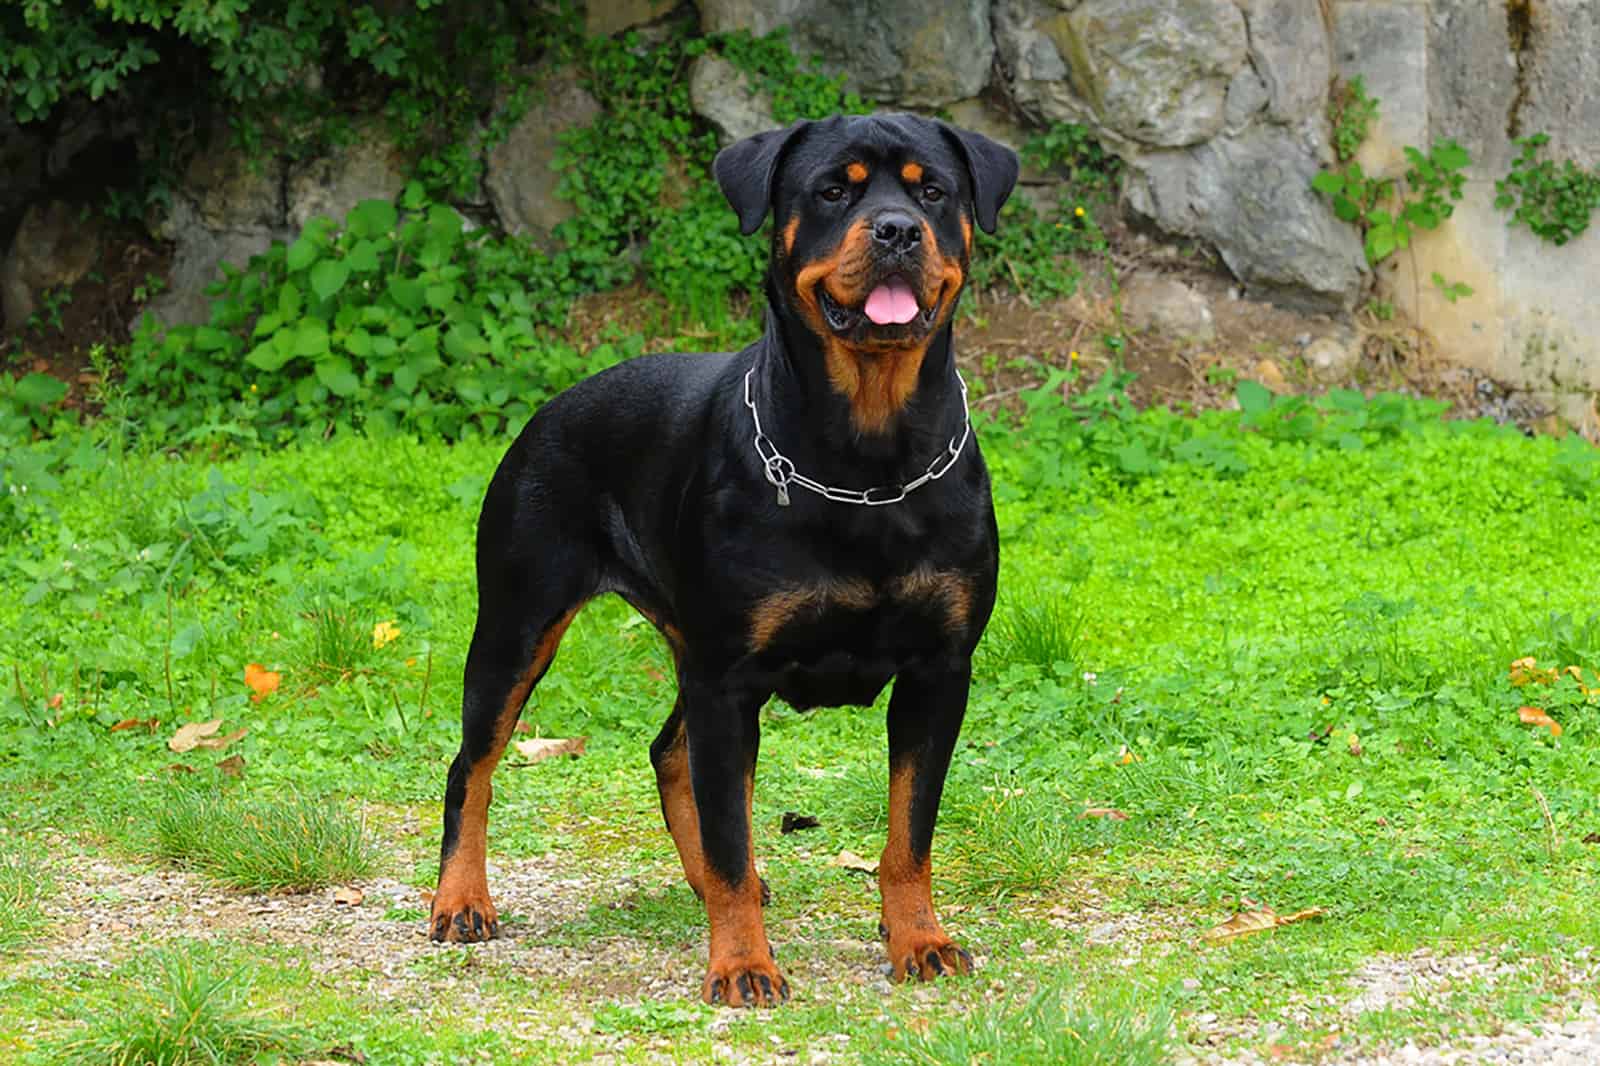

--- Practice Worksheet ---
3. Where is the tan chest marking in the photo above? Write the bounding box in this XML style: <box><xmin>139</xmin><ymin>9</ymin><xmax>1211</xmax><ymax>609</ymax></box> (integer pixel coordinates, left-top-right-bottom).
<box><xmin>747</xmin><ymin>570</ymin><xmax>972</xmax><ymax>650</ymax></box>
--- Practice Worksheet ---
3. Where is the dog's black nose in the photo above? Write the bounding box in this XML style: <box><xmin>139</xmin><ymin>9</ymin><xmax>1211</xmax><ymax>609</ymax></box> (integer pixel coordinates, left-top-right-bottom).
<box><xmin>872</xmin><ymin>212</ymin><xmax>921</xmax><ymax>252</ymax></box>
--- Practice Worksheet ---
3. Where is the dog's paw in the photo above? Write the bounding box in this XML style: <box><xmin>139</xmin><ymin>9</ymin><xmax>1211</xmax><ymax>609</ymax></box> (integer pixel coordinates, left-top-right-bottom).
<box><xmin>883</xmin><ymin>927</ymin><xmax>974</xmax><ymax>983</ymax></box>
<box><xmin>703</xmin><ymin>957</ymin><xmax>790</xmax><ymax>1007</ymax></box>
<box><xmin>429</xmin><ymin>893</ymin><xmax>499</xmax><ymax>943</ymax></box>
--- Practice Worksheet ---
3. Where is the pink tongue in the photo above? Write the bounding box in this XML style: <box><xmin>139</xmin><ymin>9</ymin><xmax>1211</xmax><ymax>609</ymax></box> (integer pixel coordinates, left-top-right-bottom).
<box><xmin>863</xmin><ymin>278</ymin><xmax>920</xmax><ymax>325</ymax></box>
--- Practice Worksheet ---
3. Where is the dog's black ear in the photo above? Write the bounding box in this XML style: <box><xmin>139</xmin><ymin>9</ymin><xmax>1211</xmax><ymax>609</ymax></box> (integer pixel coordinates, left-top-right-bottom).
<box><xmin>938</xmin><ymin>123</ymin><xmax>1020</xmax><ymax>234</ymax></box>
<box><xmin>713</xmin><ymin>121</ymin><xmax>809</xmax><ymax>235</ymax></box>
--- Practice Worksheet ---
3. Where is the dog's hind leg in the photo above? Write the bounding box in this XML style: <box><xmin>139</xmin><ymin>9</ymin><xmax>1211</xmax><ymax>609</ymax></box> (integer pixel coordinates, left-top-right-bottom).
<box><xmin>430</xmin><ymin>485</ymin><xmax>599</xmax><ymax>943</ymax></box>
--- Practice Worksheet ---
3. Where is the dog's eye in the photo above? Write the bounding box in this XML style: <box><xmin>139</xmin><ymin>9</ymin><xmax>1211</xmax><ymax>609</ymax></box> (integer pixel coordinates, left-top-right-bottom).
<box><xmin>819</xmin><ymin>185</ymin><xmax>846</xmax><ymax>203</ymax></box>
<box><xmin>922</xmin><ymin>185</ymin><xmax>945</xmax><ymax>203</ymax></box>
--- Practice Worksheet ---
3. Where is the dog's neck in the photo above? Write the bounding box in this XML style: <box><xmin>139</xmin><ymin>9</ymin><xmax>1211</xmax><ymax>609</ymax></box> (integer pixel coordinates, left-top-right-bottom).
<box><xmin>753</xmin><ymin>299</ymin><xmax>966</xmax><ymax>475</ymax></box>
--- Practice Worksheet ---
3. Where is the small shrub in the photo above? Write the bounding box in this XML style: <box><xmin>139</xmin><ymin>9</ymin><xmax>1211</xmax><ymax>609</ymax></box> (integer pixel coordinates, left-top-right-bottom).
<box><xmin>153</xmin><ymin>788</ymin><xmax>377</xmax><ymax>892</ymax></box>
<box><xmin>54</xmin><ymin>945</ymin><xmax>302</xmax><ymax>1066</ymax></box>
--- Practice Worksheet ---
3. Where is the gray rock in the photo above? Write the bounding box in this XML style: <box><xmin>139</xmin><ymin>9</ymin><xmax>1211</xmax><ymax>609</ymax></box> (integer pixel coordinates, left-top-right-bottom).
<box><xmin>1304</xmin><ymin>330</ymin><xmax>1363</xmax><ymax>382</ymax></box>
<box><xmin>1240</xmin><ymin>0</ymin><xmax>1331</xmax><ymax>123</ymax></box>
<box><xmin>1121</xmin><ymin>272</ymin><xmax>1216</xmax><ymax>341</ymax></box>
<box><xmin>1055</xmin><ymin>0</ymin><xmax>1249</xmax><ymax>147</ymax></box>
<box><xmin>689</xmin><ymin>54</ymin><xmax>776</xmax><ymax>147</ymax></box>
<box><xmin>1503</xmin><ymin>0</ymin><xmax>1600</xmax><ymax>169</ymax></box>
<box><xmin>1428</xmin><ymin>0</ymin><xmax>1518</xmax><ymax>173</ymax></box>
<box><xmin>485</xmin><ymin>69</ymin><xmax>602</xmax><ymax>247</ymax></box>
<box><xmin>287</xmin><ymin>123</ymin><xmax>406</xmax><ymax>231</ymax></box>
<box><xmin>945</xmin><ymin>98</ymin><xmax>1057</xmax><ymax>186</ymax></box>
<box><xmin>699</xmin><ymin>0</ymin><xmax>993</xmax><ymax>108</ymax></box>
<box><xmin>994</xmin><ymin>0</ymin><xmax>1094</xmax><ymax>130</ymax></box>
<box><xmin>584</xmin><ymin>0</ymin><xmax>677</xmax><ymax>36</ymax></box>
<box><xmin>1126</xmin><ymin>122</ymin><xmax>1368</xmax><ymax>310</ymax></box>
<box><xmin>147</xmin><ymin>200</ymin><xmax>282</xmax><ymax>328</ymax></box>
<box><xmin>175</xmin><ymin>143</ymin><xmax>285</xmax><ymax>234</ymax></box>
<box><xmin>1224</xmin><ymin>66</ymin><xmax>1271</xmax><ymax>132</ymax></box>
<box><xmin>1</xmin><ymin>200</ymin><xmax>102</xmax><ymax>329</ymax></box>
<box><xmin>1332</xmin><ymin>0</ymin><xmax>1429</xmax><ymax>160</ymax></box>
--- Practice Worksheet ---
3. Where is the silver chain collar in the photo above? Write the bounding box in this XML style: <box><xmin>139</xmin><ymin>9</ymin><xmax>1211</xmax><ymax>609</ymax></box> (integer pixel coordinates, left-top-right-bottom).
<box><xmin>742</xmin><ymin>366</ymin><xmax>972</xmax><ymax>507</ymax></box>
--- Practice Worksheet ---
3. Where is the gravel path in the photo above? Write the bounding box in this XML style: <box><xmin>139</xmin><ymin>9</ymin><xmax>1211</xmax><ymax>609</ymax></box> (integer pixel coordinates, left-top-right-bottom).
<box><xmin>16</xmin><ymin>837</ymin><xmax>1600</xmax><ymax>1064</ymax></box>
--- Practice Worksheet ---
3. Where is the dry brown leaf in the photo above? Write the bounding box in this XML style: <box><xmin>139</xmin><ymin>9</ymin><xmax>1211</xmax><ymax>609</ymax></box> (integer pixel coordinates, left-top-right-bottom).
<box><xmin>217</xmin><ymin>754</ymin><xmax>246</xmax><ymax>777</ymax></box>
<box><xmin>1203</xmin><ymin>905</ymin><xmax>1325</xmax><ymax>943</ymax></box>
<box><xmin>194</xmin><ymin>727</ymin><xmax>247</xmax><ymax>751</ymax></box>
<box><xmin>830</xmin><ymin>849</ymin><xmax>879</xmax><ymax>874</ymax></box>
<box><xmin>332</xmin><ymin>886</ymin><xmax>364</xmax><ymax>906</ymax></box>
<box><xmin>164</xmin><ymin>762</ymin><xmax>196</xmax><ymax>775</ymax></box>
<box><xmin>244</xmin><ymin>662</ymin><xmax>281</xmax><ymax>703</ymax></box>
<box><xmin>1510</xmin><ymin>657</ymin><xmax>1557</xmax><ymax>687</ymax></box>
<box><xmin>1080</xmin><ymin>807</ymin><xmax>1129</xmax><ymax>821</ymax></box>
<box><xmin>110</xmin><ymin>717</ymin><xmax>157</xmax><ymax>732</ymax></box>
<box><xmin>513</xmin><ymin>721</ymin><xmax>531</xmax><ymax>734</ymax></box>
<box><xmin>513</xmin><ymin>736</ymin><xmax>587</xmax><ymax>763</ymax></box>
<box><xmin>169</xmin><ymin>719</ymin><xmax>222</xmax><ymax>753</ymax></box>
<box><xmin>1518</xmin><ymin>705</ymin><xmax>1563</xmax><ymax>736</ymax></box>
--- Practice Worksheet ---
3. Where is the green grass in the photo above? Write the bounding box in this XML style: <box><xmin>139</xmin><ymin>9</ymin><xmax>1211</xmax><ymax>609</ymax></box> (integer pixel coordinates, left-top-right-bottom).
<box><xmin>0</xmin><ymin>842</ymin><xmax>51</xmax><ymax>951</ymax></box>
<box><xmin>865</xmin><ymin>986</ymin><xmax>1174</xmax><ymax>1066</ymax></box>
<box><xmin>151</xmin><ymin>788</ymin><xmax>379</xmax><ymax>892</ymax></box>
<box><xmin>50</xmin><ymin>945</ymin><xmax>302</xmax><ymax>1065</ymax></box>
<box><xmin>3</xmin><ymin>382</ymin><xmax>1600</xmax><ymax>1060</ymax></box>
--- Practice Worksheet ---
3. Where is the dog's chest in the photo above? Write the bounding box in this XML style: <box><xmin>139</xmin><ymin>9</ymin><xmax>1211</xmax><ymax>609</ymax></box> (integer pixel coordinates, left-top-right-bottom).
<box><xmin>749</xmin><ymin>568</ymin><xmax>970</xmax><ymax>708</ymax></box>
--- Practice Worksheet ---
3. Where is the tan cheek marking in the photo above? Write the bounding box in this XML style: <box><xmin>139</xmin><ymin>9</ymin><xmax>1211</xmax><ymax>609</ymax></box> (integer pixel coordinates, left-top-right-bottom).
<box><xmin>961</xmin><ymin>213</ymin><xmax>972</xmax><ymax>252</ymax></box>
<box><xmin>901</xmin><ymin>161</ymin><xmax>923</xmax><ymax>183</ymax></box>
<box><xmin>783</xmin><ymin>217</ymin><xmax>798</xmax><ymax>256</ymax></box>
<box><xmin>847</xmin><ymin>161</ymin><xmax>869</xmax><ymax>183</ymax></box>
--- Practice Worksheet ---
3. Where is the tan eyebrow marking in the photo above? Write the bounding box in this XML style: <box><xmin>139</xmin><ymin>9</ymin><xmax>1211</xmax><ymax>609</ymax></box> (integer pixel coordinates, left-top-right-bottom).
<box><xmin>846</xmin><ymin>161</ymin><xmax>869</xmax><ymax>183</ymax></box>
<box><xmin>900</xmin><ymin>161</ymin><xmax>923</xmax><ymax>183</ymax></box>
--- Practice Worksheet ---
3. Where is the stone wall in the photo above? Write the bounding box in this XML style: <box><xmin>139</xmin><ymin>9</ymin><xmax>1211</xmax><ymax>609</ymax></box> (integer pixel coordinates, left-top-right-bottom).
<box><xmin>5</xmin><ymin>0</ymin><xmax>1600</xmax><ymax>419</ymax></box>
<box><xmin>1333</xmin><ymin>0</ymin><xmax>1600</xmax><ymax>422</ymax></box>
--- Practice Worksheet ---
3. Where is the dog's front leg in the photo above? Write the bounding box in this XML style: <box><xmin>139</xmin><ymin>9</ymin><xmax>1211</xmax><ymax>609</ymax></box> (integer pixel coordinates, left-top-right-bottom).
<box><xmin>682</xmin><ymin>672</ymin><xmax>789</xmax><ymax>1007</ymax></box>
<box><xmin>879</xmin><ymin>657</ymin><xmax>976</xmax><ymax>982</ymax></box>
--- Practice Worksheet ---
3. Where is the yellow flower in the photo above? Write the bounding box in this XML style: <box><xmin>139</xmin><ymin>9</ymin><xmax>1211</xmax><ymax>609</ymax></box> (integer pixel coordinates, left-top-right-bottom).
<box><xmin>1074</xmin><ymin>205</ymin><xmax>1086</xmax><ymax>217</ymax></box>
<box><xmin>1070</xmin><ymin>350</ymin><xmax>1080</xmax><ymax>361</ymax></box>
<box><xmin>249</xmin><ymin>383</ymin><xmax>258</xmax><ymax>393</ymax></box>
<box><xmin>373</xmin><ymin>620</ymin><xmax>401</xmax><ymax>649</ymax></box>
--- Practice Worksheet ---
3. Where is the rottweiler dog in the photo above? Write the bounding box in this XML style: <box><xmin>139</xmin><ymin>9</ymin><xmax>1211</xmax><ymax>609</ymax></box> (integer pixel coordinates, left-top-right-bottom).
<box><xmin>429</xmin><ymin>113</ymin><xmax>1018</xmax><ymax>1007</ymax></box>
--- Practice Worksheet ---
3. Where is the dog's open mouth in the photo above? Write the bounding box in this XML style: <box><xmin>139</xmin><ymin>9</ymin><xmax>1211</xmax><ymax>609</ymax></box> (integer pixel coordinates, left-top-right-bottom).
<box><xmin>819</xmin><ymin>275</ymin><xmax>940</xmax><ymax>335</ymax></box>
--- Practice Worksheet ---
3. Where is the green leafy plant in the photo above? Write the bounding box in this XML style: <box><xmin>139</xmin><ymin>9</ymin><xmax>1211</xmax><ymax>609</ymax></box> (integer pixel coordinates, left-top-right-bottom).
<box><xmin>1495</xmin><ymin>133</ymin><xmax>1600</xmax><ymax>246</ymax></box>
<box><xmin>1021</xmin><ymin>121</ymin><xmax>1121</xmax><ymax>204</ymax></box>
<box><xmin>1330</xmin><ymin>75</ymin><xmax>1380</xmax><ymax>163</ymax></box>
<box><xmin>1314</xmin><ymin>139</ymin><xmax>1471</xmax><ymax>264</ymax></box>
<box><xmin>0</xmin><ymin>371</ymin><xmax>70</xmax><ymax>438</ymax></box>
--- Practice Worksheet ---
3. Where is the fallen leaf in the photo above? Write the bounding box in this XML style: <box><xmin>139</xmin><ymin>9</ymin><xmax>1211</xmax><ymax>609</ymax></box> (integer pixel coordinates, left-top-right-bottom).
<box><xmin>110</xmin><ymin>717</ymin><xmax>157</xmax><ymax>732</ymax></box>
<box><xmin>1204</xmin><ymin>905</ymin><xmax>1325</xmax><ymax>943</ymax></box>
<box><xmin>1080</xmin><ymin>807</ymin><xmax>1129</xmax><ymax>821</ymax></box>
<box><xmin>1518</xmin><ymin>705</ymin><xmax>1563</xmax><ymax>736</ymax></box>
<box><xmin>1347</xmin><ymin>733</ymin><xmax>1364</xmax><ymax>757</ymax></box>
<box><xmin>1118</xmin><ymin>745</ymin><xmax>1141</xmax><ymax>765</ymax></box>
<box><xmin>830</xmin><ymin>849</ymin><xmax>879</xmax><ymax>874</ymax></box>
<box><xmin>513</xmin><ymin>736</ymin><xmax>587</xmax><ymax>763</ymax></box>
<box><xmin>372</xmin><ymin>620</ymin><xmax>400</xmax><ymax>649</ymax></box>
<box><xmin>1583</xmin><ymin>832</ymin><xmax>1600</xmax><ymax>845</ymax></box>
<box><xmin>217</xmin><ymin>754</ymin><xmax>246</xmax><ymax>777</ymax></box>
<box><xmin>643</xmin><ymin>665</ymin><xmax>665</xmax><ymax>682</ymax></box>
<box><xmin>1510</xmin><ymin>657</ymin><xmax>1557</xmax><ymax>687</ymax></box>
<box><xmin>169</xmin><ymin>719</ymin><xmax>222</xmax><ymax>753</ymax></box>
<box><xmin>244</xmin><ymin>662</ymin><xmax>281</xmax><ymax>702</ymax></box>
<box><xmin>194</xmin><ymin>727</ymin><xmax>247</xmax><ymax>751</ymax></box>
<box><xmin>781</xmin><ymin>812</ymin><xmax>821</xmax><ymax>833</ymax></box>
<box><xmin>164</xmin><ymin>762</ymin><xmax>196</xmax><ymax>774</ymax></box>
<box><xmin>332</xmin><ymin>886</ymin><xmax>364</xmax><ymax>906</ymax></box>
<box><xmin>48</xmin><ymin>692</ymin><xmax>63</xmax><ymax>709</ymax></box>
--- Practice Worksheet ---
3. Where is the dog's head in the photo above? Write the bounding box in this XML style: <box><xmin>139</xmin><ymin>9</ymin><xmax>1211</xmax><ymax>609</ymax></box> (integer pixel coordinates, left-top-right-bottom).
<box><xmin>714</xmin><ymin>114</ymin><xmax>1018</xmax><ymax>432</ymax></box>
